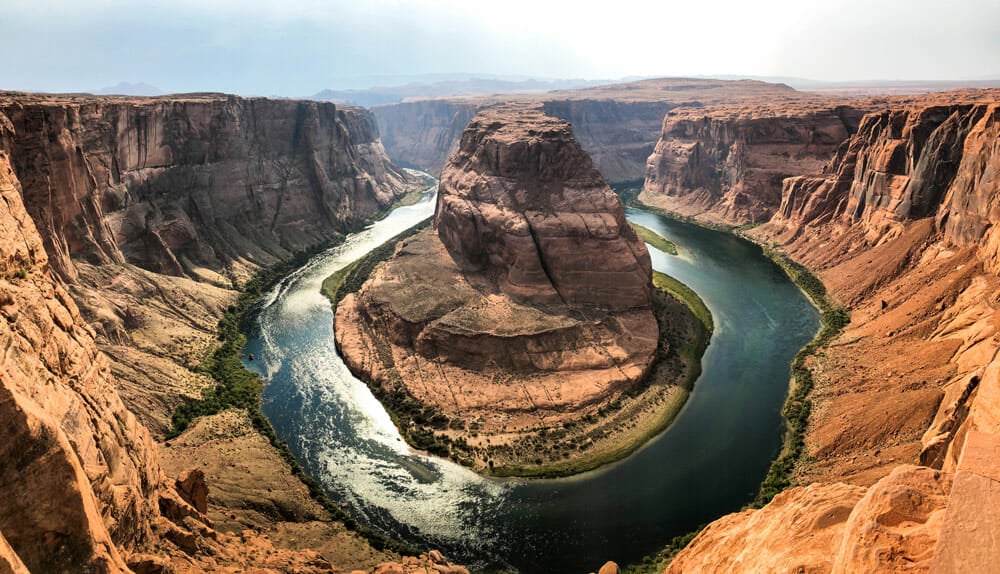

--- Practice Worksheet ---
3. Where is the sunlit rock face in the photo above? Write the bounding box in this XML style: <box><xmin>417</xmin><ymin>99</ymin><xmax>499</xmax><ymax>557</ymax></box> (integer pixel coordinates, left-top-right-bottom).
<box><xmin>337</xmin><ymin>105</ymin><xmax>658</xmax><ymax>439</ymax></box>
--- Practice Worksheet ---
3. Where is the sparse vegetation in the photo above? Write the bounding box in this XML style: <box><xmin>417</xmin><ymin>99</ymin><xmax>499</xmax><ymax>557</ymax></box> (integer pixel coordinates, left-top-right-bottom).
<box><xmin>326</xmin><ymin>214</ymin><xmax>715</xmax><ymax>478</ymax></box>
<box><xmin>653</xmin><ymin>271</ymin><xmax>713</xmax><ymax>334</ymax></box>
<box><xmin>630</xmin><ymin>222</ymin><xmax>678</xmax><ymax>255</ymax></box>
<box><xmin>751</xmin><ymin>246</ymin><xmax>850</xmax><ymax>506</ymax></box>
<box><xmin>327</xmin><ymin>221</ymin><xmax>430</xmax><ymax>307</ymax></box>
<box><xmin>624</xmin><ymin>527</ymin><xmax>705</xmax><ymax>574</ymax></box>
<box><xmin>166</xmin><ymin>237</ymin><xmax>419</xmax><ymax>556</ymax></box>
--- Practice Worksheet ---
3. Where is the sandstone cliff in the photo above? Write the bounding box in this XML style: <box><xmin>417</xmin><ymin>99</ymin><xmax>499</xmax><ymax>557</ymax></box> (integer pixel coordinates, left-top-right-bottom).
<box><xmin>640</xmin><ymin>102</ymin><xmax>867</xmax><ymax>224</ymax></box>
<box><xmin>660</xmin><ymin>92</ymin><xmax>1000</xmax><ymax>572</ymax></box>
<box><xmin>337</xmin><ymin>106</ymin><xmax>674</xmax><ymax>473</ymax></box>
<box><xmin>373</xmin><ymin>100</ymin><xmax>478</xmax><ymax>174</ymax></box>
<box><xmin>374</xmin><ymin>78</ymin><xmax>802</xmax><ymax>184</ymax></box>
<box><xmin>1</xmin><ymin>111</ymin><xmax>161</xmax><ymax>573</ymax></box>
<box><xmin>0</xmin><ymin>92</ymin><xmax>418</xmax><ymax>435</ymax></box>
<box><xmin>0</xmin><ymin>93</ymin><xmax>433</xmax><ymax>572</ymax></box>
<box><xmin>761</xmin><ymin>98</ymin><xmax>1000</xmax><ymax>476</ymax></box>
<box><xmin>0</xmin><ymin>93</ymin><xmax>415</xmax><ymax>283</ymax></box>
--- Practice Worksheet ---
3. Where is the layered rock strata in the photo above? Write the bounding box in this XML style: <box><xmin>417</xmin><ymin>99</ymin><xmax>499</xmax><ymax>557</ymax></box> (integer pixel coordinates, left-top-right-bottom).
<box><xmin>0</xmin><ymin>94</ymin><xmax>435</xmax><ymax>572</ymax></box>
<box><xmin>337</xmin><ymin>106</ymin><xmax>662</xmax><ymax>470</ymax></box>
<box><xmin>640</xmin><ymin>102</ymin><xmax>868</xmax><ymax>224</ymax></box>
<box><xmin>0</xmin><ymin>92</ymin><xmax>418</xmax><ymax>434</ymax></box>
<box><xmin>0</xmin><ymin>115</ymin><xmax>164</xmax><ymax>572</ymax></box>
<box><xmin>659</xmin><ymin>92</ymin><xmax>1000</xmax><ymax>571</ymax></box>
<box><xmin>0</xmin><ymin>92</ymin><xmax>414</xmax><ymax>283</ymax></box>
<box><xmin>374</xmin><ymin>78</ymin><xmax>804</xmax><ymax>183</ymax></box>
<box><xmin>760</xmin><ymin>99</ymin><xmax>1000</xmax><ymax>477</ymax></box>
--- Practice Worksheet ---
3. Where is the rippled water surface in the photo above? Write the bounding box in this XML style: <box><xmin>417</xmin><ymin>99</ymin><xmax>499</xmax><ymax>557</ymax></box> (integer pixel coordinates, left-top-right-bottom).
<box><xmin>244</xmin><ymin>185</ymin><xmax>818</xmax><ymax>573</ymax></box>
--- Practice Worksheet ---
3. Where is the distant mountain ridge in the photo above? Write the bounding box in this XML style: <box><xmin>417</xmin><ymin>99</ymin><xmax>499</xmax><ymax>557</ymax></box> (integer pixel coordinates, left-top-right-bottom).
<box><xmin>312</xmin><ymin>77</ymin><xmax>621</xmax><ymax>106</ymax></box>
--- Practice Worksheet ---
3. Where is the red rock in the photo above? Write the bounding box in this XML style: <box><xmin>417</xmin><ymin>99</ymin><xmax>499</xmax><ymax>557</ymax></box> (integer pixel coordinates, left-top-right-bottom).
<box><xmin>667</xmin><ymin>466</ymin><xmax>950</xmax><ymax>574</ymax></box>
<box><xmin>435</xmin><ymin>106</ymin><xmax>653</xmax><ymax>310</ymax></box>
<box><xmin>175</xmin><ymin>468</ymin><xmax>209</xmax><ymax>514</ymax></box>
<box><xmin>642</xmin><ymin>102</ymin><xmax>866</xmax><ymax>224</ymax></box>
<box><xmin>336</xmin><ymin>106</ymin><xmax>658</xmax><ymax>449</ymax></box>
<box><xmin>0</xmin><ymin>93</ymin><xmax>416</xmax><ymax>282</ymax></box>
<box><xmin>0</xmin><ymin>119</ymin><xmax>157</xmax><ymax>572</ymax></box>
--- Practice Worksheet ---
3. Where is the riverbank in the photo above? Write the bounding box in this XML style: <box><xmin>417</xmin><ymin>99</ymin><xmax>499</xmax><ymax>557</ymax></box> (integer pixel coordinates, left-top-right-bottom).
<box><xmin>325</xmin><ymin>224</ymin><xmax>713</xmax><ymax>479</ymax></box>
<box><xmin>618</xmin><ymin>199</ymin><xmax>849</xmax><ymax>573</ymax></box>
<box><xmin>165</xmin><ymin>237</ymin><xmax>425</xmax><ymax>559</ymax></box>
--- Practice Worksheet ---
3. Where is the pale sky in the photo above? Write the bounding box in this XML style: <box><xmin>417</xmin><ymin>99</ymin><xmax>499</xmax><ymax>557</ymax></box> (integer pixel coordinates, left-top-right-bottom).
<box><xmin>4</xmin><ymin>0</ymin><xmax>998</xmax><ymax>95</ymax></box>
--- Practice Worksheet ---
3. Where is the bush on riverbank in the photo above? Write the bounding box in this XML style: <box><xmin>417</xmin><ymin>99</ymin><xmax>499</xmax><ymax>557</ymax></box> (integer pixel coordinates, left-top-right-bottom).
<box><xmin>752</xmin><ymin>246</ymin><xmax>850</xmax><ymax>507</ymax></box>
<box><xmin>165</xmin><ymin>237</ymin><xmax>420</xmax><ymax>556</ymax></box>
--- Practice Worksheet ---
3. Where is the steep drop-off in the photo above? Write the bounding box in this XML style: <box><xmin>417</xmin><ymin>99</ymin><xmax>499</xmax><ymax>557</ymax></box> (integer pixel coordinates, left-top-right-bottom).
<box><xmin>0</xmin><ymin>93</ymin><xmax>456</xmax><ymax>573</ymax></box>
<box><xmin>0</xmin><ymin>114</ymin><xmax>161</xmax><ymax>573</ymax></box>
<box><xmin>0</xmin><ymin>92</ymin><xmax>418</xmax><ymax>435</ymax></box>
<box><xmin>1</xmin><ymin>93</ymin><xmax>415</xmax><ymax>283</ymax></box>
<box><xmin>337</xmin><ymin>106</ymin><xmax>707</xmax><ymax>475</ymax></box>
<box><xmin>662</xmin><ymin>92</ymin><xmax>1000</xmax><ymax>572</ymax></box>
<box><xmin>374</xmin><ymin>78</ymin><xmax>802</xmax><ymax>184</ymax></box>
<box><xmin>639</xmin><ymin>101</ymin><xmax>868</xmax><ymax>224</ymax></box>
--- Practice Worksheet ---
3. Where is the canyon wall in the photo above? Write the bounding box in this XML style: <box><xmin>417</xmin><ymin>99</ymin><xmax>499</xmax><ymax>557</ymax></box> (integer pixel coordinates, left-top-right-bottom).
<box><xmin>0</xmin><ymin>93</ymin><xmax>418</xmax><ymax>435</ymax></box>
<box><xmin>640</xmin><ymin>102</ymin><xmax>867</xmax><ymax>224</ymax></box>
<box><xmin>373</xmin><ymin>100</ymin><xmax>478</xmax><ymax>174</ymax></box>
<box><xmin>762</xmin><ymin>100</ymin><xmax>1000</xmax><ymax>474</ymax></box>
<box><xmin>0</xmin><ymin>93</ymin><xmax>428</xmax><ymax>572</ymax></box>
<box><xmin>374</xmin><ymin>79</ymin><xmax>800</xmax><ymax>185</ymax></box>
<box><xmin>375</xmin><ymin>98</ymin><xmax>670</xmax><ymax>183</ymax></box>
<box><xmin>1</xmin><ymin>93</ymin><xmax>415</xmax><ymax>283</ymax></box>
<box><xmin>1</xmin><ymin>110</ymin><xmax>161</xmax><ymax>573</ymax></box>
<box><xmin>662</xmin><ymin>93</ymin><xmax>1000</xmax><ymax>572</ymax></box>
<box><xmin>539</xmin><ymin>99</ymin><xmax>673</xmax><ymax>183</ymax></box>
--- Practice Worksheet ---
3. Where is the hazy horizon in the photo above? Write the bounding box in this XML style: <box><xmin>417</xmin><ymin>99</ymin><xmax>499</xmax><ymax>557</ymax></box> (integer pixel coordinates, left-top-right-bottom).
<box><xmin>4</xmin><ymin>0</ymin><xmax>999</xmax><ymax>96</ymax></box>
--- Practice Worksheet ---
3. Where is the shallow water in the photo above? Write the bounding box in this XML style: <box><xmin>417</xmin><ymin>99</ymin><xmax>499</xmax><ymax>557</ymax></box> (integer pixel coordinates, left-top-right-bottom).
<box><xmin>244</xmin><ymin>186</ymin><xmax>819</xmax><ymax>573</ymax></box>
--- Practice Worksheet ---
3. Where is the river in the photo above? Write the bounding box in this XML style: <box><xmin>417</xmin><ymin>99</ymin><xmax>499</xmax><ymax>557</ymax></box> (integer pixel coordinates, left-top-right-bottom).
<box><xmin>243</xmin><ymin>181</ymin><xmax>819</xmax><ymax>573</ymax></box>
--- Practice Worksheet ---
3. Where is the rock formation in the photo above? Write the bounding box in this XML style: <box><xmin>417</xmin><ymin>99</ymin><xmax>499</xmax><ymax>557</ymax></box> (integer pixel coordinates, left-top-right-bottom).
<box><xmin>374</xmin><ymin>78</ymin><xmax>803</xmax><ymax>184</ymax></box>
<box><xmin>0</xmin><ymin>92</ymin><xmax>419</xmax><ymax>435</ymax></box>
<box><xmin>0</xmin><ymin>93</ymin><xmax>415</xmax><ymax>283</ymax></box>
<box><xmin>760</xmin><ymin>98</ymin><xmax>1000</xmax><ymax>474</ymax></box>
<box><xmin>640</xmin><ymin>101</ymin><xmax>868</xmax><ymax>224</ymax></box>
<box><xmin>1</xmin><ymin>111</ymin><xmax>161</xmax><ymax>572</ymax></box>
<box><xmin>337</xmin><ymin>106</ymin><xmax>663</xmax><ymax>470</ymax></box>
<box><xmin>0</xmin><ymin>93</ymin><xmax>436</xmax><ymax>572</ymax></box>
<box><xmin>655</xmin><ymin>91</ymin><xmax>1000</xmax><ymax>571</ymax></box>
<box><xmin>667</xmin><ymin>466</ymin><xmax>950</xmax><ymax>573</ymax></box>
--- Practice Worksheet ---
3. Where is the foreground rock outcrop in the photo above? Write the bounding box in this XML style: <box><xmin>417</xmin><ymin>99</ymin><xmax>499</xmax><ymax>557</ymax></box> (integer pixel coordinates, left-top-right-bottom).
<box><xmin>337</xmin><ymin>106</ymin><xmax>695</xmax><ymax>473</ymax></box>
<box><xmin>667</xmin><ymin>466</ymin><xmax>951</xmax><ymax>573</ymax></box>
<box><xmin>1</xmin><ymin>116</ymin><xmax>161</xmax><ymax>572</ymax></box>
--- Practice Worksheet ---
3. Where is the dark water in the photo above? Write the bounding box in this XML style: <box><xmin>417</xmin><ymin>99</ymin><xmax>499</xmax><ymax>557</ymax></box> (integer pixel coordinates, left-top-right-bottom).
<box><xmin>244</xmin><ymin>185</ymin><xmax>819</xmax><ymax>574</ymax></box>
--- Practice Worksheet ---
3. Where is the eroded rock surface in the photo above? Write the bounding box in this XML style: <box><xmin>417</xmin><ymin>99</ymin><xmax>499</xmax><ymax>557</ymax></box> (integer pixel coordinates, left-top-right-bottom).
<box><xmin>0</xmin><ymin>112</ymin><xmax>160</xmax><ymax>573</ymax></box>
<box><xmin>662</xmin><ymin>92</ymin><xmax>1000</xmax><ymax>572</ymax></box>
<box><xmin>0</xmin><ymin>94</ymin><xmax>437</xmax><ymax>573</ymax></box>
<box><xmin>667</xmin><ymin>466</ymin><xmax>950</xmax><ymax>574</ymax></box>
<box><xmin>641</xmin><ymin>101</ymin><xmax>868</xmax><ymax>224</ymax></box>
<box><xmin>0</xmin><ymin>92</ymin><xmax>419</xmax><ymax>435</ymax></box>
<box><xmin>337</xmin><ymin>106</ymin><xmax>662</xmax><ymax>470</ymax></box>
<box><xmin>375</xmin><ymin>78</ymin><xmax>804</xmax><ymax>183</ymax></box>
